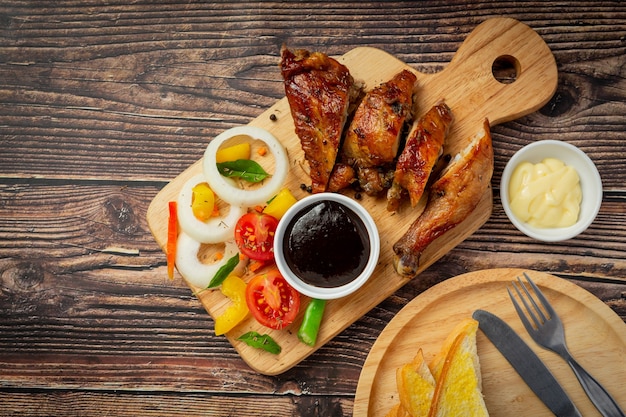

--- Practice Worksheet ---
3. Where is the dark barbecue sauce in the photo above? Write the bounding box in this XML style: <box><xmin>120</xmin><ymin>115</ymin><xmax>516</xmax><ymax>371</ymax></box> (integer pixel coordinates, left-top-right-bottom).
<box><xmin>283</xmin><ymin>200</ymin><xmax>370</xmax><ymax>288</ymax></box>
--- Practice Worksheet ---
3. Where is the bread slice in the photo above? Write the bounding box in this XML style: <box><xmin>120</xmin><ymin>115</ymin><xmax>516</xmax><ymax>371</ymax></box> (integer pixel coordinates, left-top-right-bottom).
<box><xmin>428</xmin><ymin>318</ymin><xmax>489</xmax><ymax>417</ymax></box>
<box><xmin>385</xmin><ymin>318</ymin><xmax>489</xmax><ymax>417</ymax></box>
<box><xmin>396</xmin><ymin>349</ymin><xmax>436</xmax><ymax>416</ymax></box>
<box><xmin>429</xmin><ymin>318</ymin><xmax>477</xmax><ymax>381</ymax></box>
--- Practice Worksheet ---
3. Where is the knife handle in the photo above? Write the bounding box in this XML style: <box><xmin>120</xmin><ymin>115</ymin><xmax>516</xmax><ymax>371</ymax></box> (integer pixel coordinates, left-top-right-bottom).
<box><xmin>565</xmin><ymin>354</ymin><xmax>625</xmax><ymax>417</ymax></box>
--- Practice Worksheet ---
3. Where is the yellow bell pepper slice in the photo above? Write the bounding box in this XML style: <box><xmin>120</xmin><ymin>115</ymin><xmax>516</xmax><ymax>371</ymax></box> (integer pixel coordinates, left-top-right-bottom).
<box><xmin>263</xmin><ymin>188</ymin><xmax>297</xmax><ymax>220</ymax></box>
<box><xmin>216</xmin><ymin>142</ymin><xmax>251</xmax><ymax>163</ymax></box>
<box><xmin>191</xmin><ymin>182</ymin><xmax>215</xmax><ymax>221</ymax></box>
<box><xmin>214</xmin><ymin>275</ymin><xmax>250</xmax><ymax>336</ymax></box>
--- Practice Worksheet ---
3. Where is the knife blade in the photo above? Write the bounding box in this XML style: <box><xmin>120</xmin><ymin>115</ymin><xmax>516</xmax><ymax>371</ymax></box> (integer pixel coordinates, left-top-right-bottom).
<box><xmin>472</xmin><ymin>309</ymin><xmax>582</xmax><ymax>417</ymax></box>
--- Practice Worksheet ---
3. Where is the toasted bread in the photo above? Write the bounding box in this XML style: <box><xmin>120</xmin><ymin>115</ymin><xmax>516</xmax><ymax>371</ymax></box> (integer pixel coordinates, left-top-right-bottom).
<box><xmin>428</xmin><ymin>318</ymin><xmax>489</xmax><ymax>417</ymax></box>
<box><xmin>429</xmin><ymin>318</ymin><xmax>477</xmax><ymax>380</ymax></box>
<box><xmin>396</xmin><ymin>349</ymin><xmax>436</xmax><ymax>416</ymax></box>
<box><xmin>387</xmin><ymin>318</ymin><xmax>489</xmax><ymax>417</ymax></box>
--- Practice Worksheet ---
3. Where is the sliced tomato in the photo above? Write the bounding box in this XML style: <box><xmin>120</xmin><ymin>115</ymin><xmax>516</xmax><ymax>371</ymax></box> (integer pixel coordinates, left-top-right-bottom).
<box><xmin>245</xmin><ymin>269</ymin><xmax>301</xmax><ymax>330</ymax></box>
<box><xmin>234</xmin><ymin>211</ymin><xmax>279</xmax><ymax>261</ymax></box>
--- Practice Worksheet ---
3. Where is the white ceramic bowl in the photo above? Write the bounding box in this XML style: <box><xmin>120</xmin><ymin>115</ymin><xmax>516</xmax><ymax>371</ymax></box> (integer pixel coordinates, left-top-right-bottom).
<box><xmin>500</xmin><ymin>140</ymin><xmax>602</xmax><ymax>241</ymax></box>
<box><xmin>273</xmin><ymin>193</ymin><xmax>380</xmax><ymax>300</ymax></box>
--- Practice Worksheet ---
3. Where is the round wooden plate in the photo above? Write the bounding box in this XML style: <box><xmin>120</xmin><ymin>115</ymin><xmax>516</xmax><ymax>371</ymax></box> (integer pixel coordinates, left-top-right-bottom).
<box><xmin>353</xmin><ymin>268</ymin><xmax>626</xmax><ymax>417</ymax></box>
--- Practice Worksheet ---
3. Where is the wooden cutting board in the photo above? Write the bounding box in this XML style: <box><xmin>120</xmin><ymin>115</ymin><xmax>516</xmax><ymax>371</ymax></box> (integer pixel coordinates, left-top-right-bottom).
<box><xmin>146</xmin><ymin>17</ymin><xmax>558</xmax><ymax>375</ymax></box>
<box><xmin>353</xmin><ymin>268</ymin><xmax>626</xmax><ymax>417</ymax></box>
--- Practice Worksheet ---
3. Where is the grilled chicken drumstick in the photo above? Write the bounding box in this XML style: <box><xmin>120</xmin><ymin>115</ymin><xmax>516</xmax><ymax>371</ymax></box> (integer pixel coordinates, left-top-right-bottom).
<box><xmin>393</xmin><ymin>119</ymin><xmax>494</xmax><ymax>278</ymax></box>
<box><xmin>280</xmin><ymin>46</ymin><xmax>362</xmax><ymax>193</ymax></box>
<box><xmin>387</xmin><ymin>102</ymin><xmax>454</xmax><ymax>212</ymax></box>
<box><xmin>341</xmin><ymin>69</ymin><xmax>417</xmax><ymax>195</ymax></box>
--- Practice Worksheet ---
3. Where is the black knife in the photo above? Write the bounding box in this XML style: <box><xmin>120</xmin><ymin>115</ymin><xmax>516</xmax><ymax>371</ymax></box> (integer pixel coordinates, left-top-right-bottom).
<box><xmin>472</xmin><ymin>309</ymin><xmax>583</xmax><ymax>417</ymax></box>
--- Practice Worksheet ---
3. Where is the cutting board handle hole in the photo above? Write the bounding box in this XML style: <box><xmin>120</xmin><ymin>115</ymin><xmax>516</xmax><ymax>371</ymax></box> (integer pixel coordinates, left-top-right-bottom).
<box><xmin>492</xmin><ymin>55</ymin><xmax>520</xmax><ymax>84</ymax></box>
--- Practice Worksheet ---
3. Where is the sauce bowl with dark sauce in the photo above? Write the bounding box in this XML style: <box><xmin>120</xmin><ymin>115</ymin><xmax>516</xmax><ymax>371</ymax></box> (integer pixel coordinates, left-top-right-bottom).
<box><xmin>274</xmin><ymin>193</ymin><xmax>380</xmax><ymax>300</ymax></box>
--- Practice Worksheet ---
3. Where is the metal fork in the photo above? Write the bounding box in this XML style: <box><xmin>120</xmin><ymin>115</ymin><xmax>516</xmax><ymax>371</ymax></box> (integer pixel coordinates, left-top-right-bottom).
<box><xmin>508</xmin><ymin>272</ymin><xmax>625</xmax><ymax>417</ymax></box>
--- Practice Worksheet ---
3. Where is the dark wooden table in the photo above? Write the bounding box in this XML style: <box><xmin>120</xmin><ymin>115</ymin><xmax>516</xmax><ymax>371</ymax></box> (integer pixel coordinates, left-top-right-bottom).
<box><xmin>1</xmin><ymin>1</ymin><xmax>625</xmax><ymax>416</ymax></box>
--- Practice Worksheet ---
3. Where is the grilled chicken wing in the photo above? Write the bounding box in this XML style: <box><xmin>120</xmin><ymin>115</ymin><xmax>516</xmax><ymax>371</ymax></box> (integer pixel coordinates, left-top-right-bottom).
<box><xmin>341</xmin><ymin>69</ymin><xmax>417</xmax><ymax>195</ymax></box>
<box><xmin>387</xmin><ymin>102</ymin><xmax>453</xmax><ymax>211</ymax></box>
<box><xmin>327</xmin><ymin>162</ymin><xmax>357</xmax><ymax>192</ymax></box>
<box><xmin>393</xmin><ymin>119</ymin><xmax>493</xmax><ymax>278</ymax></box>
<box><xmin>280</xmin><ymin>46</ymin><xmax>362</xmax><ymax>193</ymax></box>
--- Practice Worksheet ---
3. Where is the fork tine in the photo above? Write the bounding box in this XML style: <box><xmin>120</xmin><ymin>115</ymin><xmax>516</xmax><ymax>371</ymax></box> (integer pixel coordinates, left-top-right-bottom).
<box><xmin>517</xmin><ymin>276</ymin><xmax>550</xmax><ymax>325</ymax></box>
<box><xmin>523</xmin><ymin>272</ymin><xmax>556</xmax><ymax>319</ymax></box>
<box><xmin>511</xmin><ymin>279</ymin><xmax>542</xmax><ymax>329</ymax></box>
<box><xmin>507</xmin><ymin>286</ymin><xmax>537</xmax><ymax>334</ymax></box>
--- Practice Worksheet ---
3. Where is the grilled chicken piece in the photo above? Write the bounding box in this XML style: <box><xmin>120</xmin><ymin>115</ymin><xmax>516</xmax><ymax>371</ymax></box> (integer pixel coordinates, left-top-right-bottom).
<box><xmin>327</xmin><ymin>163</ymin><xmax>357</xmax><ymax>192</ymax></box>
<box><xmin>341</xmin><ymin>69</ymin><xmax>417</xmax><ymax>195</ymax></box>
<box><xmin>393</xmin><ymin>119</ymin><xmax>494</xmax><ymax>278</ymax></box>
<box><xmin>280</xmin><ymin>46</ymin><xmax>362</xmax><ymax>193</ymax></box>
<box><xmin>387</xmin><ymin>102</ymin><xmax>453</xmax><ymax>212</ymax></box>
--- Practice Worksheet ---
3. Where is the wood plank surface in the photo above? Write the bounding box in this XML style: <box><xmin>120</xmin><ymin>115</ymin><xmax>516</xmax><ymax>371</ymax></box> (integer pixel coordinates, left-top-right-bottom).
<box><xmin>1</xmin><ymin>1</ymin><xmax>626</xmax><ymax>416</ymax></box>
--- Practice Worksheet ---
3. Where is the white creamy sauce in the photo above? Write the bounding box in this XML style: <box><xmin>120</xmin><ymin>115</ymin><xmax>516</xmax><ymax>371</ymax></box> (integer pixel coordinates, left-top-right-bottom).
<box><xmin>508</xmin><ymin>158</ymin><xmax>582</xmax><ymax>228</ymax></box>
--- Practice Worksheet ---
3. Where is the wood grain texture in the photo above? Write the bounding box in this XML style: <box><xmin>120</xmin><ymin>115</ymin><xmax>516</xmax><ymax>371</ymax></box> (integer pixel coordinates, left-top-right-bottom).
<box><xmin>1</xmin><ymin>1</ymin><xmax>626</xmax><ymax>416</ymax></box>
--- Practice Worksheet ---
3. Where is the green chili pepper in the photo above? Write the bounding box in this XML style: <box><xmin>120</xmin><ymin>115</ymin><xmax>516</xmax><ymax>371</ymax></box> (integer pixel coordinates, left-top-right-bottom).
<box><xmin>297</xmin><ymin>298</ymin><xmax>327</xmax><ymax>346</ymax></box>
<box><xmin>238</xmin><ymin>331</ymin><xmax>281</xmax><ymax>354</ymax></box>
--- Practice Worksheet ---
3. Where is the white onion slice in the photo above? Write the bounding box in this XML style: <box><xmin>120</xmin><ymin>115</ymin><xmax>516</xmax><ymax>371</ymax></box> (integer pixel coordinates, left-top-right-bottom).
<box><xmin>203</xmin><ymin>126</ymin><xmax>289</xmax><ymax>207</ymax></box>
<box><xmin>175</xmin><ymin>232</ymin><xmax>239</xmax><ymax>289</ymax></box>
<box><xmin>177</xmin><ymin>173</ymin><xmax>246</xmax><ymax>244</ymax></box>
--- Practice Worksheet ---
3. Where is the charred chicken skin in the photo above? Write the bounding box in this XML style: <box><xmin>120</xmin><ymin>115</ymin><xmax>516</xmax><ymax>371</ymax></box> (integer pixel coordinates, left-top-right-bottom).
<box><xmin>387</xmin><ymin>102</ymin><xmax>453</xmax><ymax>212</ymax></box>
<box><xmin>393</xmin><ymin>119</ymin><xmax>494</xmax><ymax>278</ymax></box>
<box><xmin>341</xmin><ymin>69</ymin><xmax>417</xmax><ymax>195</ymax></box>
<box><xmin>280</xmin><ymin>46</ymin><xmax>362</xmax><ymax>193</ymax></box>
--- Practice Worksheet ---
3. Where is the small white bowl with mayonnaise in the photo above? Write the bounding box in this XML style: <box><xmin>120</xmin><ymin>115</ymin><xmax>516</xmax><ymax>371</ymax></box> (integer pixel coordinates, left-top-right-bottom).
<box><xmin>500</xmin><ymin>140</ymin><xmax>602</xmax><ymax>242</ymax></box>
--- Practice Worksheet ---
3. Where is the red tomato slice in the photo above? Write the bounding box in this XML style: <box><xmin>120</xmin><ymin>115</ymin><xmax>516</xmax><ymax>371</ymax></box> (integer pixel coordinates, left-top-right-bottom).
<box><xmin>234</xmin><ymin>211</ymin><xmax>279</xmax><ymax>261</ymax></box>
<box><xmin>245</xmin><ymin>269</ymin><xmax>301</xmax><ymax>330</ymax></box>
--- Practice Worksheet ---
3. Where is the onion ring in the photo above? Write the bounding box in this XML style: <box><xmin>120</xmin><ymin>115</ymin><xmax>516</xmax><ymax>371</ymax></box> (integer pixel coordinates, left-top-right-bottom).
<box><xmin>175</xmin><ymin>232</ymin><xmax>239</xmax><ymax>288</ymax></box>
<box><xmin>177</xmin><ymin>173</ymin><xmax>246</xmax><ymax>244</ymax></box>
<box><xmin>203</xmin><ymin>126</ymin><xmax>289</xmax><ymax>207</ymax></box>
